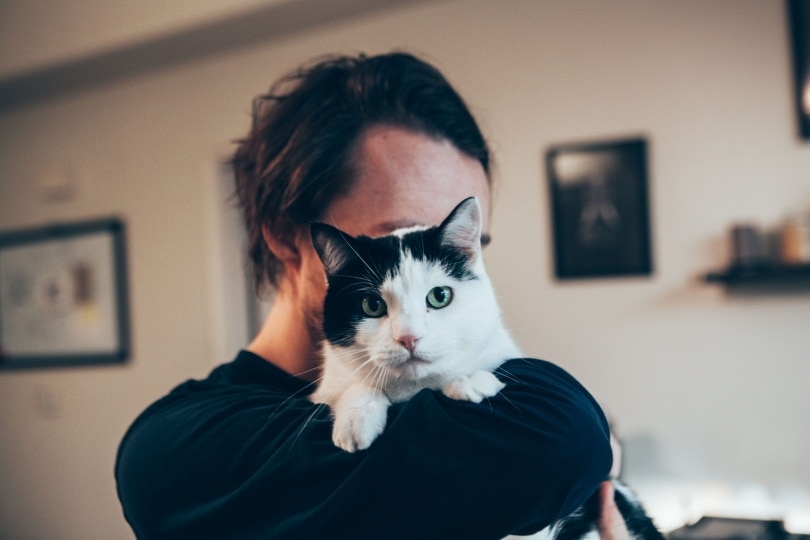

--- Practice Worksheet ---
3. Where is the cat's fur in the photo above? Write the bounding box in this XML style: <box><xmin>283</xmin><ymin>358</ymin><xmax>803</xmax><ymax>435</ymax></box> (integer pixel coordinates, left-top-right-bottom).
<box><xmin>309</xmin><ymin>197</ymin><xmax>663</xmax><ymax>540</ymax></box>
<box><xmin>310</xmin><ymin>196</ymin><xmax>520</xmax><ymax>452</ymax></box>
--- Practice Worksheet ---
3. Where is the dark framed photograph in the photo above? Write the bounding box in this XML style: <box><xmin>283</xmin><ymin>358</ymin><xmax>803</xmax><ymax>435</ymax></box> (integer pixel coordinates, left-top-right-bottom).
<box><xmin>546</xmin><ymin>137</ymin><xmax>653</xmax><ymax>280</ymax></box>
<box><xmin>0</xmin><ymin>218</ymin><xmax>130</xmax><ymax>369</ymax></box>
<box><xmin>789</xmin><ymin>0</ymin><xmax>810</xmax><ymax>139</ymax></box>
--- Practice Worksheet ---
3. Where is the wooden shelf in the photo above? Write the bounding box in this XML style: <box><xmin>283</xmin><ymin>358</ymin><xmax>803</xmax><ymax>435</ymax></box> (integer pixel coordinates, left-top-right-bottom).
<box><xmin>704</xmin><ymin>263</ymin><xmax>810</xmax><ymax>287</ymax></box>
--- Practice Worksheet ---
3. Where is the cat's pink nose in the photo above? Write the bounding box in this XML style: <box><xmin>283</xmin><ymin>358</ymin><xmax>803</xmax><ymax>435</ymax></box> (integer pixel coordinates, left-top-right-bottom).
<box><xmin>397</xmin><ymin>335</ymin><xmax>420</xmax><ymax>353</ymax></box>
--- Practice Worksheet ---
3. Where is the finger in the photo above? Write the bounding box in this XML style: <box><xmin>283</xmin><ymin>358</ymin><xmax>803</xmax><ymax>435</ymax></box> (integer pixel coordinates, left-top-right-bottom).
<box><xmin>599</xmin><ymin>482</ymin><xmax>617</xmax><ymax>528</ymax></box>
<box><xmin>597</xmin><ymin>481</ymin><xmax>630</xmax><ymax>540</ymax></box>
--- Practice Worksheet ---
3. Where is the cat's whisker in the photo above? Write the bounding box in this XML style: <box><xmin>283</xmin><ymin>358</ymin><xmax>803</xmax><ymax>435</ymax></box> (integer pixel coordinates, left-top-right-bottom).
<box><xmin>491</xmin><ymin>368</ymin><xmax>527</xmax><ymax>413</ymax></box>
<box><xmin>372</xmin><ymin>363</ymin><xmax>391</xmax><ymax>397</ymax></box>
<box><xmin>334</xmin><ymin>283</ymin><xmax>376</xmax><ymax>296</ymax></box>
<box><xmin>270</xmin><ymin>350</ymin><xmax>365</xmax><ymax>423</ymax></box>
<box><xmin>330</xmin><ymin>349</ymin><xmax>371</xmax><ymax>366</ymax></box>
<box><xmin>290</xmin><ymin>403</ymin><xmax>328</xmax><ymax>450</ymax></box>
<box><xmin>359</xmin><ymin>360</ymin><xmax>385</xmax><ymax>392</ymax></box>
<box><xmin>332</xmin><ymin>352</ymin><xmax>378</xmax><ymax>387</ymax></box>
<box><xmin>493</xmin><ymin>366</ymin><xmax>524</xmax><ymax>385</ymax></box>
<box><xmin>293</xmin><ymin>365</ymin><xmax>325</xmax><ymax>379</ymax></box>
<box><xmin>329</xmin><ymin>273</ymin><xmax>377</xmax><ymax>288</ymax></box>
<box><xmin>322</xmin><ymin>208</ymin><xmax>383</xmax><ymax>283</ymax></box>
<box><xmin>373</xmin><ymin>365</ymin><xmax>391</xmax><ymax>401</ymax></box>
<box><xmin>377</xmin><ymin>364</ymin><xmax>391</xmax><ymax>399</ymax></box>
<box><xmin>332</xmin><ymin>278</ymin><xmax>374</xmax><ymax>289</ymax></box>
<box><xmin>339</xmin><ymin>232</ymin><xmax>383</xmax><ymax>283</ymax></box>
<box><xmin>366</xmin><ymin>365</ymin><xmax>382</xmax><ymax>401</ymax></box>
<box><xmin>328</xmin><ymin>271</ymin><xmax>376</xmax><ymax>283</ymax></box>
<box><xmin>267</xmin><ymin>375</ymin><xmax>322</xmax><ymax>423</ymax></box>
<box><xmin>491</xmin><ymin>385</ymin><xmax>523</xmax><ymax>413</ymax></box>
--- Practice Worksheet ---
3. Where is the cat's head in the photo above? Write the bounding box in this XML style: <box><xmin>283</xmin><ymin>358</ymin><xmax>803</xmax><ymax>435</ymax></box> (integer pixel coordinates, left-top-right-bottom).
<box><xmin>310</xmin><ymin>197</ymin><xmax>502</xmax><ymax>381</ymax></box>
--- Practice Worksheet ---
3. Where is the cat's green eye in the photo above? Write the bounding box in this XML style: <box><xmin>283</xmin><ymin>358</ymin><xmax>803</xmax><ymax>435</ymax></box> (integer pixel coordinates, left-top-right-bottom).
<box><xmin>426</xmin><ymin>286</ymin><xmax>453</xmax><ymax>309</ymax></box>
<box><xmin>360</xmin><ymin>294</ymin><xmax>387</xmax><ymax>318</ymax></box>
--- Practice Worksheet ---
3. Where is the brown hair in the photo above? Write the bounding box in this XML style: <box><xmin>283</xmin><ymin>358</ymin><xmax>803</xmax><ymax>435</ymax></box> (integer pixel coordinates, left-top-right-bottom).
<box><xmin>231</xmin><ymin>52</ymin><xmax>491</xmax><ymax>293</ymax></box>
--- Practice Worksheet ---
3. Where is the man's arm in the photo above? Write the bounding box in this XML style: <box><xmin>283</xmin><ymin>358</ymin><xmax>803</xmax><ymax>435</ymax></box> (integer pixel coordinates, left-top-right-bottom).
<box><xmin>116</xmin><ymin>357</ymin><xmax>612</xmax><ymax>539</ymax></box>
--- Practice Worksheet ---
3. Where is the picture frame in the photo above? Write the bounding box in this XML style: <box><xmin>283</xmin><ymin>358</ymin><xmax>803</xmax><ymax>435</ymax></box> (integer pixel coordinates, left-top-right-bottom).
<box><xmin>0</xmin><ymin>218</ymin><xmax>130</xmax><ymax>369</ymax></box>
<box><xmin>545</xmin><ymin>137</ymin><xmax>653</xmax><ymax>280</ymax></box>
<box><xmin>789</xmin><ymin>0</ymin><xmax>810</xmax><ymax>140</ymax></box>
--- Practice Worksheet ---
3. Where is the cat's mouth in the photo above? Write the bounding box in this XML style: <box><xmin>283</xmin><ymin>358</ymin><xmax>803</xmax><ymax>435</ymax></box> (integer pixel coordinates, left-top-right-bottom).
<box><xmin>392</xmin><ymin>354</ymin><xmax>433</xmax><ymax>377</ymax></box>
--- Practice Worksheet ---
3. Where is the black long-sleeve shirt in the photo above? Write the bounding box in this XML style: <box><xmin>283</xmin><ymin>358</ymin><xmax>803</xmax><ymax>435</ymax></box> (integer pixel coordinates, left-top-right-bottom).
<box><xmin>115</xmin><ymin>351</ymin><xmax>612</xmax><ymax>539</ymax></box>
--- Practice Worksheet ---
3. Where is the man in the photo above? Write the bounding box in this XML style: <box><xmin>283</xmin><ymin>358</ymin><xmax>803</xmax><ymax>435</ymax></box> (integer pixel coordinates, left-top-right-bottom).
<box><xmin>116</xmin><ymin>52</ymin><xmax>626</xmax><ymax>539</ymax></box>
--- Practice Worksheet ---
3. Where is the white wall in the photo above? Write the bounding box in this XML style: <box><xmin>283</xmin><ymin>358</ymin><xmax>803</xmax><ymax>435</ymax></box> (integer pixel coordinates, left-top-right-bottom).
<box><xmin>1</xmin><ymin>1</ymin><xmax>809</xmax><ymax>537</ymax></box>
<box><xmin>0</xmin><ymin>0</ymin><xmax>276</xmax><ymax>75</ymax></box>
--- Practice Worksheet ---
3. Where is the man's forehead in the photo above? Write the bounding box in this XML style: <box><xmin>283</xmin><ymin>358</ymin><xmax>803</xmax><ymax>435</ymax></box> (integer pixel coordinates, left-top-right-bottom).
<box><xmin>326</xmin><ymin>127</ymin><xmax>493</xmax><ymax>244</ymax></box>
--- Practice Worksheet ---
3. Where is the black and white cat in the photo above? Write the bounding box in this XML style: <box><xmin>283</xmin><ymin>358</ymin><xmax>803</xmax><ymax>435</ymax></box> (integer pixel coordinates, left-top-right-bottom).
<box><xmin>309</xmin><ymin>197</ymin><xmax>663</xmax><ymax>540</ymax></box>
<box><xmin>310</xmin><ymin>196</ymin><xmax>518</xmax><ymax>452</ymax></box>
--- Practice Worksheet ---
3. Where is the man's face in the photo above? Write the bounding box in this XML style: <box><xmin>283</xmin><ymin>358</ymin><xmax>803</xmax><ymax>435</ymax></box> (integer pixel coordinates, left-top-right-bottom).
<box><xmin>326</xmin><ymin>125</ymin><xmax>491</xmax><ymax>239</ymax></box>
<box><xmin>297</xmin><ymin>125</ymin><xmax>491</xmax><ymax>335</ymax></box>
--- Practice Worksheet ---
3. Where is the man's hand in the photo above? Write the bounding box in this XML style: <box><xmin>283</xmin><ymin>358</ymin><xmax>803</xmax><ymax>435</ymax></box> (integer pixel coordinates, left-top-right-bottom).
<box><xmin>597</xmin><ymin>481</ymin><xmax>630</xmax><ymax>540</ymax></box>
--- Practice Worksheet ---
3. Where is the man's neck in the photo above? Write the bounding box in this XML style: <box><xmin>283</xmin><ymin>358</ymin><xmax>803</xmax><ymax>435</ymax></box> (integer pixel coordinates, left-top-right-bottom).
<box><xmin>247</xmin><ymin>292</ymin><xmax>322</xmax><ymax>382</ymax></box>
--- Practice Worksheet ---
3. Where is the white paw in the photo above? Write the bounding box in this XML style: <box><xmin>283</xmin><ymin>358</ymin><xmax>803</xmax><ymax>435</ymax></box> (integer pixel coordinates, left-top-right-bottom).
<box><xmin>442</xmin><ymin>370</ymin><xmax>505</xmax><ymax>403</ymax></box>
<box><xmin>332</xmin><ymin>400</ymin><xmax>388</xmax><ymax>453</ymax></box>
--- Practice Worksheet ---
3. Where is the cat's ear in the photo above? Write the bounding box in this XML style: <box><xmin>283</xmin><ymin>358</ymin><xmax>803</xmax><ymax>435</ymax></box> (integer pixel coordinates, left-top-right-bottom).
<box><xmin>438</xmin><ymin>197</ymin><xmax>482</xmax><ymax>260</ymax></box>
<box><xmin>310</xmin><ymin>223</ymin><xmax>357</xmax><ymax>276</ymax></box>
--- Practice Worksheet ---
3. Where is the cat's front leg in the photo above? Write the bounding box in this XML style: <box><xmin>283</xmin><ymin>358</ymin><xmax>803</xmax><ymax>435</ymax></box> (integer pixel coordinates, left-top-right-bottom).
<box><xmin>442</xmin><ymin>370</ymin><xmax>505</xmax><ymax>403</ymax></box>
<box><xmin>331</xmin><ymin>384</ymin><xmax>391</xmax><ymax>453</ymax></box>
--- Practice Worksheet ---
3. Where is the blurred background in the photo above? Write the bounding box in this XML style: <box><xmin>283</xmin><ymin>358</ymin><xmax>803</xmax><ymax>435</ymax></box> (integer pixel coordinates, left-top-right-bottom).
<box><xmin>1</xmin><ymin>1</ymin><xmax>809</xmax><ymax>538</ymax></box>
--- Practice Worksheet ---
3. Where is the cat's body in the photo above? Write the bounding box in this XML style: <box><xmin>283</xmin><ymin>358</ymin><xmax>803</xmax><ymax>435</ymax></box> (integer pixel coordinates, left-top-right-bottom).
<box><xmin>310</xmin><ymin>196</ymin><xmax>519</xmax><ymax>452</ymax></box>
<box><xmin>309</xmin><ymin>197</ymin><xmax>663</xmax><ymax>540</ymax></box>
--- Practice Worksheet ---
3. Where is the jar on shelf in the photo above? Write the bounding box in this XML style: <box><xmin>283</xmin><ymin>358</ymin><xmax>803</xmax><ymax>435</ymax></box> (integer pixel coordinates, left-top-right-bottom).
<box><xmin>780</xmin><ymin>212</ymin><xmax>810</xmax><ymax>265</ymax></box>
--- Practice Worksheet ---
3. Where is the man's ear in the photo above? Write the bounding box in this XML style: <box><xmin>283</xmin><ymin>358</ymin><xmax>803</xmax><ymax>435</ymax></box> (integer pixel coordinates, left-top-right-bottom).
<box><xmin>262</xmin><ymin>225</ymin><xmax>302</xmax><ymax>267</ymax></box>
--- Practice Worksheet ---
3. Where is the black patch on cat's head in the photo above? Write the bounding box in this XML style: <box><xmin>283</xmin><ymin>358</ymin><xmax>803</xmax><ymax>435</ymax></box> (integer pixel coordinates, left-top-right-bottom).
<box><xmin>397</xmin><ymin>227</ymin><xmax>476</xmax><ymax>281</ymax></box>
<box><xmin>399</xmin><ymin>196</ymin><xmax>483</xmax><ymax>281</ymax></box>
<box><xmin>311</xmin><ymin>224</ymin><xmax>402</xmax><ymax>346</ymax></box>
<box><xmin>309</xmin><ymin>197</ymin><xmax>483</xmax><ymax>346</ymax></box>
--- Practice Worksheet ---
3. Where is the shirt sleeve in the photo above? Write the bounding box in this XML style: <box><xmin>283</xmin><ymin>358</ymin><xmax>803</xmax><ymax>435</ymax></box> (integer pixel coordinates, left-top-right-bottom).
<box><xmin>115</xmin><ymin>358</ymin><xmax>612</xmax><ymax>540</ymax></box>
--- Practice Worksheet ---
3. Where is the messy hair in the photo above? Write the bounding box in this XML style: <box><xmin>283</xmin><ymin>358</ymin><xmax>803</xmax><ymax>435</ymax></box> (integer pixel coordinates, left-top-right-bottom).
<box><xmin>231</xmin><ymin>52</ymin><xmax>491</xmax><ymax>293</ymax></box>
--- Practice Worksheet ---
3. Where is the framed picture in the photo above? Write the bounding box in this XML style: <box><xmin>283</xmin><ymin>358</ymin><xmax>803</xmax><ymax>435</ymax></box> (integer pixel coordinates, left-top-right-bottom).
<box><xmin>789</xmin><ymin>0</ymin><xmax>810</xmax><ymax>139</ymax></box>
<box><xmin>545</xmin><ymin>137</ymin><xmax>653</xmax><ymax>280</ymax></box>
<box><xmin>0</xmin><ymin>218</ymin><xmax>130</xmax><ymax>369</ymax></box>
